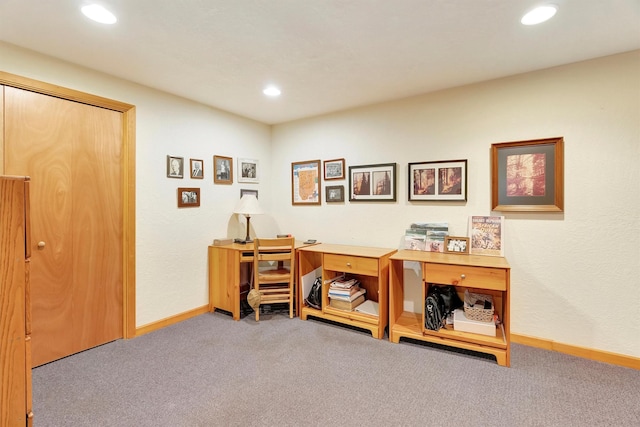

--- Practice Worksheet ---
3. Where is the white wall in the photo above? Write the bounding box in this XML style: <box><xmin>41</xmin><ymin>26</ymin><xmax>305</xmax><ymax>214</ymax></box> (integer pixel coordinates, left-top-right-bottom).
<box><xmin>3</xmin><ymin>41</ymin><xmax>638</xmax><ymax>359</ymax></box>
<box><xmin>271</xmin><ymin>51</ymin><xmax>640</xmax><ymax>359</ymax></box>
<box><xmin>0</xmin><ymin>41</ymin><xmax>273</xmax><ymax>327</ymax></box>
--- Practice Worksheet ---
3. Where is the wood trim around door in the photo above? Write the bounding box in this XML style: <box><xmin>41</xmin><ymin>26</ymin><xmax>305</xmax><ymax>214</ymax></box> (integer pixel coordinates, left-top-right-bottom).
<box><xmin>0</xmin><ymin>71</ymin><xmax>137</xmax><ymax>339</ymax></box>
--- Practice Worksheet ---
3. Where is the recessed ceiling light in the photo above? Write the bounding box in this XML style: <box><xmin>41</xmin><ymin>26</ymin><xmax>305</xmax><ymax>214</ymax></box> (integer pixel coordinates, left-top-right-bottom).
<box><xmin>81</xmin><ymin>4</ymin><xmax>117</xmax><ymax>24</ymax></box>
<box><xmin>263</xmin><ymin>86</ymin><xmax>281</xmax><ymax>97</ymax></box>
<box><xmin>521</xmin><ymin>5</ymin><xmax>557</xmax><ymax>25</ymax></box>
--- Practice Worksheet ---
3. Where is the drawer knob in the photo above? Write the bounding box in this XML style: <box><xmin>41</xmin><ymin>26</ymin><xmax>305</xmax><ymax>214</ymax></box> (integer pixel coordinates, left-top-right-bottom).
<box><xmin>460</xmin><ymin>274</ymin><xmax>466</xmax><ymax>279</ymax></box>
<box><xmin>346</xmin><ymin>262</ymin><xmax>352</xmax><ymax>267</ymax></box>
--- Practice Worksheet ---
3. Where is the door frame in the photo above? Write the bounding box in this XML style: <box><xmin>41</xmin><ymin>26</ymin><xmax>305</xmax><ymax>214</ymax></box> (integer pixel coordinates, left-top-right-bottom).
<box><xmin>0</xmin><ymin>71</ymin><xmax>136</xmax><ymax>339</ymax></box>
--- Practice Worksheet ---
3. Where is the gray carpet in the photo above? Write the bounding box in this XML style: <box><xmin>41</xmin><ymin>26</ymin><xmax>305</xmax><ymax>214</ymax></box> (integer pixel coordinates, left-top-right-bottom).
<box><xmin>33</xmin><ymin>311</ymin><xmax>640</xmax><ymax>426</ymax></box>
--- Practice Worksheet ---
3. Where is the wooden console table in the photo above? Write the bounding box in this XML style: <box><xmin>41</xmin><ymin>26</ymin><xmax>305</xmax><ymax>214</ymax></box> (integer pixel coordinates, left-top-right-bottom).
<box><xmin>297</xmin><ymin>243</ymin><xmax>396</xmax><ymax>339</ymax></box>
<box><xmin>389</xmin><ymin>250</ymin><xmax>511</xmax><ymax>366</ymax></box>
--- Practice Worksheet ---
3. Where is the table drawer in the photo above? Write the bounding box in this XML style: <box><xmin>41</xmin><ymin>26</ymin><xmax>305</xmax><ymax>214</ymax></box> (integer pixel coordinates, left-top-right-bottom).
<box><xmin>324</xmin><ymin>253</ymin><xmax>379</xmax><ymax>276</ymax></box>
<box><xmin>424</xmin><ymin>263</ymin><xmax>507</xmax><ymax>291</ymax></box>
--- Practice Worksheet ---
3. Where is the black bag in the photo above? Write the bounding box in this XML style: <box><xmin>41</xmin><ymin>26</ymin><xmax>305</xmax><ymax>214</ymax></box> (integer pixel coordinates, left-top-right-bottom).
<box><xmin>305</xmin><ymin>277</ymin><xmax>322</xmax><ymax>309</ymax></box>
<box><xmin>424</xmin><ymin>284</ymin><xmax>463</xmax><ymax>330</ymax></box>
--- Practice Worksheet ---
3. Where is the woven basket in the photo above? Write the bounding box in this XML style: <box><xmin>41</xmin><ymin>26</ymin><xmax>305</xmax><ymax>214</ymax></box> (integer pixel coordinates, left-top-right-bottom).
<box><xmin>463</xmin><ymin>290</ymin><xmax>494</xmax><ymax>322</ymax></box>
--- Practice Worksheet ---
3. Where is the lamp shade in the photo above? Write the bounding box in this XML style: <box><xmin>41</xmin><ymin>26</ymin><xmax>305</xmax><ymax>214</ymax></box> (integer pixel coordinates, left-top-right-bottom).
<box><xmin>233</xmin><ymin>194</ymin><xmax>263</xmax><ymax>216</ymax></box>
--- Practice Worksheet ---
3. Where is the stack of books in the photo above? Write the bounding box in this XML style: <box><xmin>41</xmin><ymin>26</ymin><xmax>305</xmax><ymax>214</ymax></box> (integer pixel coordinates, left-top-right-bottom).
<box><xmin>328</xmin><ymin>277</ymin><xmax>366</xmax><ymax>311</ymax></box>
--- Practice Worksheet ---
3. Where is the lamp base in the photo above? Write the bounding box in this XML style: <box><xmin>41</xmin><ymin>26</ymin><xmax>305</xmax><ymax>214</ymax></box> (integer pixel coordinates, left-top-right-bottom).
<box><xmin>233</xmin><ymin>238</ymin><xmax>252</xmax><ymax>244</ymax></box>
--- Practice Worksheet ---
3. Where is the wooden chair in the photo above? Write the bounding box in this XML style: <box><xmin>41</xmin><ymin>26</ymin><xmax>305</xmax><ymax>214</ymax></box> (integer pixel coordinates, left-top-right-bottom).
<box><xmin>252</xmin><ymin>237</ymin><xmax>296</xmax><ymax>321</ymax></box>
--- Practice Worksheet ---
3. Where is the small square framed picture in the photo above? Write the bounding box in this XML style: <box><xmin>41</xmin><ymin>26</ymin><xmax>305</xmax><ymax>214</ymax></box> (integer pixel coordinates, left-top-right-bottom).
<box><xmin>178</xmin><ymin>187</ymin><xmax>200</xmax><ymax>207</ymax></box>
<box><xmin>167</xmin><ymin>156</ymin><xmax>184</xmax><ymax>178</ymax></box>
<box><xmin>324</xmin><ymin>158</ymin><xmax>345</xmax><ymax>180</ymax></box>
<box><xmin>325</xmin><ymin>185</ymin><xmax>344</xmax><ymax>202</ymax></box>
<box><xmin>238</xmin><ymin>158</ymin><xmax>259</xmax><ymax>183</ymax></box>
<box><xmin>190</xmin><ymin>159</ymin><xmax>204</xmax><ymax>179</ymax></box>
<box><xmin>444</xmin><ymin>236</ymin><xmax>470</xmax><ymax>254</ymax></box>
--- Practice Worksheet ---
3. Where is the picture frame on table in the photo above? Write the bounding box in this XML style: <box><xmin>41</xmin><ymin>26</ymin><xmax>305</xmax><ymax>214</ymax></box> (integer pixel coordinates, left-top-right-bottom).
<box><xmin>324</xmin><ymin>158</ymin><xmax>345</xmax><ymax>180</ymax></box>
<box><xmin>349</xmin><ymin>163</ymin><xmax>396</xmax><ymax>202</ymax></box>
<box><xmin>291</xmin><ymin>160</ymin><xmax>321</xmax><ymax>205</ymax></box>
<box><xmin>408</xmin><ymin>159</ymin><xmax>467</xmax><ymax>201</ymax></box>
<box><xmin>491</xmin><ymin>137</ymin><xmax>564</xmax><ymax>212</ymax></box>
<box><xmin>444</xmin><ymin>236</ymin><xmax>470</xmax><ymax>254</ymax></box>
<box><xmin>238</xmin><ymin>158</ymin><xmax>259</xmax><ymax>183</ymax></box>
<box><xmin>178</xmin><ymin>187</ymin><xmax>200</xmax><ymax>207</ymax></box>
<box><xmin>214</xmin><ymin>155</ymin><xmax>233</xmax><ymax>184</ymax></box>
<box><xmin>325</xmin><ymin>185</ymin><xmax>345</xmax><ymax>203</ymax></box>
<box><xmin>167</xmin><ymin>155</ymin><xmax>184</xmax><ymax>178</ymax></box>
<box><xmin>190</xmin><ymin>158</ymin><xmax>204</xmax><ymax>179</ymax></box>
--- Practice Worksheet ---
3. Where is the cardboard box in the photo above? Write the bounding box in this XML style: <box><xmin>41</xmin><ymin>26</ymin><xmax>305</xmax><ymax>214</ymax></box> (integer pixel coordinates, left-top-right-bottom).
<box><xmin>453</xmin><ymin>309</ymin><xmax>496</xmax><ymax>337</ymax></box>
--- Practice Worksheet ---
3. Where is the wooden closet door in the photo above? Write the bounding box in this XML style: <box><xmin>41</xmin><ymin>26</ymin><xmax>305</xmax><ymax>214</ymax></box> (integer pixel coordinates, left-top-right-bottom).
<box><xmin>4</xmin><ymin>86</ymin><xmax>123</xmax><ymax>367</ymax></box>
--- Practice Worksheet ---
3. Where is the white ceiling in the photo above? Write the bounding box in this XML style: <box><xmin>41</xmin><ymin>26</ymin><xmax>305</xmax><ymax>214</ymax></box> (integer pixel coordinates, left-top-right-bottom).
<box><xmin>1</xmin><ymin>1</ymin><xmax>639</xmax><ymax>124</ymax></box>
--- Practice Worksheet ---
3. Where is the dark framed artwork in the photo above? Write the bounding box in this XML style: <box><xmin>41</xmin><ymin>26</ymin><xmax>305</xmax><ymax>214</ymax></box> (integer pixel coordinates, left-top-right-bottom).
<box><xmin>167</xmin><ymin>155</ymin><xmax>184</xmax><ymax>178</ymax></box>
<box><xmin>325</xmin><ymin>185</ymin><xmax>345</xmax><ymax>203</ymax></box>
<box><xmin>238</xmin><ymin>158</ymin><xmax>259</xmax><ymax>183</ymax></box>
<box><xmin>177</xmin><ymin>187</ymin><xmax>200</xmax><ymax>207</ymax></box>
<box><xmin>291</xmin><ymin>159</ymin><xmax>321</xmax><ymax>205</ymax></box>
<box><xmin>190</xmin><ymin>158</ymin><xmax>204</xmax><ymax>179</ymax></box>
<box><xmin>214</xmin><ymin>155</ymin><xmax>233</xmax><ymax>184</ymax></box>
<box><xmin>324</xmin><ymin>158</ymin><xmax>345</xmax><ymax>180</ymax></box>
<box><xmin>349</xmin><ymin>163</ymin><xmax>396</xmax><ymax>202</ymax></box>
<box><xmin>408</xmin><ymin>159</ymin><xmax>467</xmax><ymax>201</ymax></box>
<box><xmin>491</xmin><ymin>137</ymin><xmax>564</xmax><ymax>212</ymax></box>
<box><xmin>240</xmin><ymin>188</ymin><xmax>258</xmax><ymax>199</ymax></box>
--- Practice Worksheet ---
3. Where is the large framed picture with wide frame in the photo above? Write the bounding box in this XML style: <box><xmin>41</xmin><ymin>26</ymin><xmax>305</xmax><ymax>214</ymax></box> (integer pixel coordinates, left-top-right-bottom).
<box><xmin>349</xmin><ymin>163</ymin><xmax>396</xmax><ymax>202</ymax></box>
<box><xmin>408</xmin><ymin>159</ymin><xmax>467</xmax><ymax>201</ymax></box>
<box><xmin>491</xmin><ymin>137</ymin><xmax>564</xmax><ymax>212</ymax></box>
<box><xmin>291</xmin><ymin>159</ymin><xmax>321</xmax><ymax>205</ymax></box>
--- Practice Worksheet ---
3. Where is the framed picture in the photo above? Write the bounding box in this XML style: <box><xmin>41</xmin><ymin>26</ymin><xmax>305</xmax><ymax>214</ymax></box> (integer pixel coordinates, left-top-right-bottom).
<box><xmin>178</xmin><ymin>187</ymin><xmax>200</xmax><ymax>207</ymax></box>
<box><xmin>468</xmin><ymin>215</ymin><xmax>504</xmax><ymax>257</ymax></box>
<box><xmin>408</xmin><ymin>159</ymin><xmax>467</xmax><ymax>201</ymax></box>
<box><xmin>291</xmin><ymin>160</ymin><xmax>321</xmax><ymax>205</ymax></box>
<box><xmin>214</xmin><ymin>155</ymin><xmax>233</xmax><ymax>184</ymax></box>
<box><xmin>238</xmin><ymin>158</ymin><xmax>259</xmax><ymax>183</ymax></box>
<box><xmin>349</xmin><ymin>163</ymin><xmax>396</xmax><ymax>202</ymax></box>
<box><xmin>240</xmin><ymin>189</ymin><xmax>258</xmax><ymax>199</ymax></box>
<box><xmin>444</xmin><ymin>236</ymin><xmax>470</xmax><ymax>254</ymax></box>
<box><xmin>324</xmin><ymin>158</ymin><xmax>345</xmax><ymax>180</ymax></box>
<box><xmin>491</xmin><ymin>137</ymin><xmax>564</xmax><ymax>212</ymax></box>
<box><xmin>167</xmin><ymin>155</ymin><xmax>184</xmax><ymax>178</ymax></box>
<box><xmin>190</xmin><ymin>158</ymin><xmax>204</xmax><ymax>179</ymax></box>
<box><xmin>325</xmin><ymin>185</ymin><xmax>344</xmax><ymax>203</ymax></box>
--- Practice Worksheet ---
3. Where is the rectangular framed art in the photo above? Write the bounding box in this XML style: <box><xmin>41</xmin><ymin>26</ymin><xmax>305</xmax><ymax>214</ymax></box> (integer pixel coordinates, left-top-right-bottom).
<box><xmin>325</xmin><ymin>185</ymin><xmax>344</xmax><ymax>202</ymax></box>
<box><xmin>190</xmin><ymin>158</ymin><xmax>204</xmax><ymax>179</ymax></box>
<box><xmin>238</xmin><ymin>158</ymin><xmax>259</xmax><ymax>183</ymax></box>
<box><xmin>408</xmin><ymin>159</ymin><xmax>467</xmax><ymax>201</ymax></box>
<box><xmin>324</xmin><ymin>158</ymin><xmax>345</xmax><ymax>180</ymax></box>
<box><xmin>444</xmin><ymin>236</ymin><xmax>470</xmax><ymax>254</ymax></box>
<box><xmin>167</xmin><ymin>155</ymin><xmax>184</xmax><ymax>178</ymax></box>
<box><xmin>178</xmin><ymin>187</ymin><xmax>200</xmax><ymax>207</ymax></box>
<box><xmin>468</xmin><ymin>215</ymin><xmax>504</xmax><ymax>257</ymax></box>
<box><xmin>214</xmin><ymin>155</ymin><xmax>233</xmax><ymax>184</ymax></box>
<box><xmin>491</xmin><ymin>137</ymin><xmax>564</xmax><ymax>212</ymax></box>
<box><xmin>291</xmin><ymin>160</ymin><xmax>321</xmax><ymax>205</ymax></box>
<box><xmin>349</xmin><ymin>163</ymin><xmax>396</xmax><ymax>202</ymax></box>
<box><xmin>240</xmin><ymin>188</ymin><xmax>258</xmax><ymax>199</ymax></box>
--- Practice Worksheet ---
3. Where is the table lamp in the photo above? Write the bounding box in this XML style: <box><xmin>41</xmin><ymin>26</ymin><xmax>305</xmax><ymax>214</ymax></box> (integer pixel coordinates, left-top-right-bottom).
<box><xmin>233</xmin><ymin>194</ymin><xmax>263</xmax><ymax>243</ymax></box>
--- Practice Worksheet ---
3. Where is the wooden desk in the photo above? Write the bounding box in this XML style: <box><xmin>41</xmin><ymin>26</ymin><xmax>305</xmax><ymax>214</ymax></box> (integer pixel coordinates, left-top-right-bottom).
<box><xmin>389</xmin><ymin>250</ymin><xmax>511</xmax><ymax>366</ymax></box>
<box><xmin>208</xmin><ymin>241</ymin><xmax>313</xmax><ymax>320</ymax></box>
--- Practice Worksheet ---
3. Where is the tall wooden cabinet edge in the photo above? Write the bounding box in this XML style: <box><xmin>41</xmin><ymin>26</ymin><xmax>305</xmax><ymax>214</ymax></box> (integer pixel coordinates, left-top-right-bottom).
<box><xmin>0</xmin><ymin>176</ymin><xmax>33</xmax><ymax>425</ymax></box>
<box><xmin>297</xmin><ymin>243</ymin><xmax>397</xmax><ymax>339</ymax></box>
<box><xmin>389</xmin><ymin>249</ymin><xmax>511</xmax><ymax>367</ymax></box>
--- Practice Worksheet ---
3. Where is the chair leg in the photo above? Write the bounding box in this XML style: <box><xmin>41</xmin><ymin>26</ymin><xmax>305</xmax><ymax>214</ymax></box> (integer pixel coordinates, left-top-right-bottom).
<box><xmin>255</xmin><ymin>304</ymin><xmax>259</xmax><ymax>321</ymax></box>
